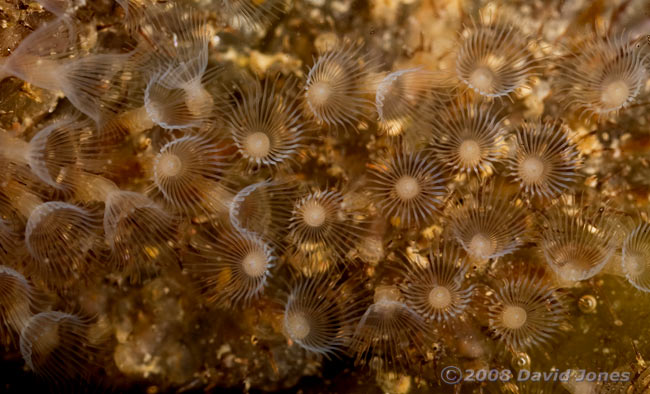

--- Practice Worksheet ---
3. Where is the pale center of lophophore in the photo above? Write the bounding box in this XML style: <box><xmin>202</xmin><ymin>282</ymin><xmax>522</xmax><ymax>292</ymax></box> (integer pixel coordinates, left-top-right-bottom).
<box><xmin>307</xmin><ymin>81</ymin><xmax>332</xmax><ymax>106</ymax></box>
<box><xmin>302</xmin><ymin>202</ymin><xmax>327</xmax><ymax>227</ymax></box>
<box><xmin>375</xmin><ymin>285</ymin><xmax>402</xmax><ymax>306</ymax></box>
<box><xmin>520</xmin><ymin>156</ymin><xmax>545</xmax><ymax>184</ymax></box>
<box><xmin>469</xmin><ymin>67</ymin><xmax>495</xmax><ymax>92</ymax></box>
<box><xmin>469</xmin><ymin>233</ymin><xmax>495</xmax><ymax>259</ymax></box>
<box><xmin>501</xmin><ymin>305</ymin><xmax>527</xmax><ymax>329</ymax></box>
<box><xmin>244</xmin><ymin>132</ymin><xmax>271</xmax><ymax>159</ymax></box>
<box><xmin>373</xmin><ymin>285</ymin><xmax>401</xmax><ymax>315</ymax></box>
<box><xmin>374</xmin><ymin>285</ymin><xmax>401</xmax><ymax>303</ymax></box>
<box><xmin>601</xmin><ymin>79</ymin><xmax>630</xmax><ymax>109</ymax></box>
<box><xmin>158</xmin><ymin>153</ymin><xmax>183</xmax><ymax>177</ymax></box>
<box><xmin>624</xmin><ymin>252</ymin><xmax>646</xmax><ymax>276</ymax></box>
<box><xmin>242</xmin><ymin>249</ymin><xmax>268</xmax><ymax>277</ymax></box>
<box><xmin>286</xmin><ymin>312</ymin><xmax>310</xmax><ymax>340</ymax></box>
<box><xmin>395</xmin><ymin>176</ymin><xmax>420</xmax><ymax>201</ymax></box>
<box><xmin>459</xmin><ymin>139</ymin><xmax>481</xmax><ymax>167</ymax></box>
<box><xmin>183</xmin><ymin>82</ymin><xmax>213</xmax><ymax>116</ymax></box>
<box><xmin>428</xmin><ymin>286</ymin><xmax>452</xmax><ymax>309</ymax></box>
<box><xmin>37</xmin><ymin>319</ymin><xmax>62</xmax><ymax>356</ymax></box>
<box><xmin>556</xmin><ymin>253</ymin><xmax>589</xmax><ymax>281</ymax></box>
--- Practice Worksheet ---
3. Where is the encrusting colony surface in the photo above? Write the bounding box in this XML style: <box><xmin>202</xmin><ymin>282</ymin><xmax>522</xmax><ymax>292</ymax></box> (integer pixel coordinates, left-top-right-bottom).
<box><xmin>1</xmin><ymin>0</ymin><xmax>650</xmax><ymax>393</ymax></box>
